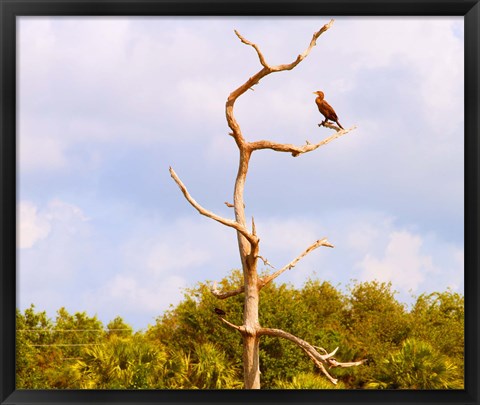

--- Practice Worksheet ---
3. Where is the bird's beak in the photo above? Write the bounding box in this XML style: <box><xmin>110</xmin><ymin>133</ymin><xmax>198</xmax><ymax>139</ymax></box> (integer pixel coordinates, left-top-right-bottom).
<box><xmin>312</xmin><ymin>92</ymin><xmax>317</xmax><ymax>94</ymax></box>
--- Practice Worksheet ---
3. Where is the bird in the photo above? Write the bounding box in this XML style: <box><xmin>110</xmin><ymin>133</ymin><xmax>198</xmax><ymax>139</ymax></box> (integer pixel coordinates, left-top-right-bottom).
<box><xmin>214</xmin><ymin>308</ymin><xmax>226</xmax><ymax>316</ymax></box>
<box><xmin>313</xmin><ymin>91</ymin><xmax>344</xmax><ymax>130</ymax></box>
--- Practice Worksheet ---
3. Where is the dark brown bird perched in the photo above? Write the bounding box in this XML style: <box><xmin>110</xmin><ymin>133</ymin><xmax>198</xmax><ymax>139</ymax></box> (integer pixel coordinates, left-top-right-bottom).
<box><xmin>214</xmin><ymin>308</ymin><xmax>226</xmax><ymax>316</ymax></box>
<box><xmin>313</xmin><ymin>91</ymin><xmax>344</xmax><ymax>130</ymax></box>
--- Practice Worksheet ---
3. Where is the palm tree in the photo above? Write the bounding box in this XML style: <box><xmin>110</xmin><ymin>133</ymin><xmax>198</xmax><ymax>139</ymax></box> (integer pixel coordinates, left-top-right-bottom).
<box><xmin>367</xmin><ymin>338</ymin><xmax>463</xmax><ymax>389</ymax></box>
<box><xmin>274</xmin><ymin>372</ymin><xmax>346</xmax><ymax>389</ymax></box>
<box><xmin>163</xmin><ymin>342</ymin><xmax>242</xmax><ymax>389</ymax></box>
<box><xmin>190</xmin><ymin>342</ymin><xmax>242</xmax><ymax>388</ymax></box>
<box><xmin>73</xmin><ymin>335</ymin><xmax>166</xmax><ymax>389</ymax></box>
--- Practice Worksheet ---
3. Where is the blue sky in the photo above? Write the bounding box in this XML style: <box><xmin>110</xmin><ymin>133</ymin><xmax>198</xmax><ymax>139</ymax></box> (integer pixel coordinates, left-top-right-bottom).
<box><xmin>17</xmin><ymin>16</ymin><xmax>464</xmax><ymax>330</ymax></box>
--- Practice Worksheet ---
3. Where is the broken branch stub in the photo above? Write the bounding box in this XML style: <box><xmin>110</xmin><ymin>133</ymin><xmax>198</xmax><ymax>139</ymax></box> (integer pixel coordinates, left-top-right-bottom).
<box><xmin>211</xmin><ymin>281</ymin><xmax>245</xmax><ymax>300</ymax></box>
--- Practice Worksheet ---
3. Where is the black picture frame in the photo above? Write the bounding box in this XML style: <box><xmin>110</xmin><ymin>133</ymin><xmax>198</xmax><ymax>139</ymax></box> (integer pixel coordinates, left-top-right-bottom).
<box><xmin>1</xmin><ymin>1</ymin><xmax>478</xmax><ymax>404</ymax></box>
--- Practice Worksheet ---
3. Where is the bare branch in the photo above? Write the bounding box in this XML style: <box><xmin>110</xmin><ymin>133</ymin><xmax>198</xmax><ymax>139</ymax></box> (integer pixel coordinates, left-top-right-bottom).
<box><xmin>271</xmin><ymin>19</ymin><xmax>335</xmax><ymax>72</ymax></box>
<box><xmin>169</xmin><ymin>167</ymin><xmax>258</xmax><ymax>245</ymax></box>
<box><xmin>225</xmin><ymin>201</ymin><xmax>245</xmax><ymax>209</ymax></box>
<box><xmin>314</xmin><ymin>360</ymin><xmax>338</xmax><ymax>384</ymax></box>
<box><xmin>211</xmin><ymin>281</ymin><xmax>245</xmax><ymax>300</ymax></box>
<box><xmin>250</xmin><ymin>125</ymin><xmax>356</xmax><ymax>157</ymax></box>
<box><xmin>313</xmin><ymin>345</ymin><xmax>329</xmax><ymax>355</ymax></box>
<box><xmin>327</xmin><ymin>358</ymin><xmax>367</xmax><ymax>368</ymax></box>
<box><xmin>235</xmin><ymin>19</ymin><xmax>335</xmax><ymax>73</ymax></box>
<box><xmin>312</xmin><ymin>346</ymin><xmax>366</xmax><ymax>368</ymax></box>
<box><xmin>256</xmin><ymin>255</ymin><xmax>275</xmax><ymax>269</ymax></box>
<box><xmin>259</xmin><ymin>327</ymin><xmax>338</xmax><ymax>361</ymax></box>
<box><xmin>219</xmin><ymin>316</ymin><xmax>244</xmax><ymax>333</ymax></box>
<box><xmin>234</xmin><ymin>30</ymin><xmax>271</xmax><ymax>69</ymax></box>
<box><xmin>259</xmin><ymin>238</ymin><xmax>334</xmax><ymax>289</ymax></box>
<box><xmin>258</xmin><ymin>327</ymin><xmax>343</xmax><ymax>384</ymax></box>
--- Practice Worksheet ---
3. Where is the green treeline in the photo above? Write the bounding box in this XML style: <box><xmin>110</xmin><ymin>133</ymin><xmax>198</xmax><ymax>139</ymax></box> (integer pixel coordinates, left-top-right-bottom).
<box><xmin>16</xmin><ymin>270</ymin><xmax>464</xmax><ymax>389</ymax></box>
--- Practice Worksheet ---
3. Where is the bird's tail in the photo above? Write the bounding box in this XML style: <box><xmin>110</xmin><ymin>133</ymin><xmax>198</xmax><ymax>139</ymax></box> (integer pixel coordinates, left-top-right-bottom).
<box><xmin>336</xmin><ymin>121</ymin><xmax>344</xmax><ymax>130</ymax></box>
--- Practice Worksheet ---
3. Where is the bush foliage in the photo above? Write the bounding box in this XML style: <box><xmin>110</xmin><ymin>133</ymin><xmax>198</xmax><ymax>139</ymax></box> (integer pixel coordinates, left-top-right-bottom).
<box><xmin>16</xmin><ymin>270</ymin><xmax>464</xmax><ymax>389</ymax></box>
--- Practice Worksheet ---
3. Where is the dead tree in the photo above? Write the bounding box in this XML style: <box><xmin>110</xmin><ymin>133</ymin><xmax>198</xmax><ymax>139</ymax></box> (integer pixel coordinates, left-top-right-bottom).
<box><xmin>170</xmin><ymin>19</ymin><xmax>364</xmax><ymax>389</ymax></box>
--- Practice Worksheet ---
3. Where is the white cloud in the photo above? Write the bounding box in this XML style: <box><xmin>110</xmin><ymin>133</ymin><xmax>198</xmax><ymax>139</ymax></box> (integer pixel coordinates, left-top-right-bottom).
<box><xmin>358</xmin><ymin>230</ymin><xmax>436</xmax><ymax>292</ymax></box>
<box><xmin>17</xmin><ymin>199</ymin><xmax>89</xmax><ymax>249</ymax></box>
<box><xmin>119</xmin><ymin>216</ymin><xmax>238</xmax><ymax>275</ymax></box>
<box><xmin>17</xmin><ymin>199</ymin><xmax>93</xmax><ymax>312</ymax></box>
<box><xmin>255</xmin><ymin>217</ymin><xmax>319</xmax><ymax>265</ymax></box>
<box><xmin>102</xmin><ymin>273</ymin><xmax>187</xmax><ymax>313</ymax></box>
<box><xmin>332</xmin><ymin>18</ymin><xmax>463</xmax><ymax>133</ymax></box>
<box><xmin>251</xmin><ymin>213</ymin><xmax>450</xmax><ymax>294</ymax></box>
<box><xmin>346</xmin><ymin>215</ymin><xmax>394</xmax><ymax>254</ymax></box>
<box><xmin>44</xmin><ymin>198</ymin><xmax>90</xmax><ymax>223</ymax></box>
<box><xmin>350</xmin><ymin>221</ymin><xmax>464</xmax><ymax>299</ymax></box>
<box><xmin>18</xmin><ymin>201</ymin><xmax>52</xmax><ymax>249</ymax></box>
<box><xmin>146</xmin><ymin>242</ymin><xmax>211</xmax><ymax>276</ymax></box>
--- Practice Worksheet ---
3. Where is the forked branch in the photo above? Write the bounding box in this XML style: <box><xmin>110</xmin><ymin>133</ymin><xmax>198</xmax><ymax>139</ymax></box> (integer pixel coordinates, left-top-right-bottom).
<box><xmin>258</xmin><ymin>327</ymin><xmax>365</xmax><ymax>384</ymax></box>
<box><xmin>234</xmin><ymin>30</ymin><xmax>270</xmax><ymax>69</ymax></box>
<box><xmin>226</xmin><ymin>19</ymin><xmax>336</xmax><ymax>145</ymax></box>
<box><xmin>234</xmin><ymin>19</ymin><xmax>334</xmax><ymax>72</ymax></box>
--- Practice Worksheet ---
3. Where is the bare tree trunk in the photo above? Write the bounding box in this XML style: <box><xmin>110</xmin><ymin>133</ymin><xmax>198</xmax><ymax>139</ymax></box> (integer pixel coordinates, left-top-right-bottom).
<box><xmin>243</xmin><ymin>335</ymin><xmax>260</xmax><ymax>388</ymax></box>
<box><xmin>240</xmin><ymin>251</ymin><xmax>261</xmax><ymax>389</ymax></box>
<box><xmin>242</xmin><ymin>282</ymin><xmax>260</xmax><ymax>388</ymax></box>
<box><xmin>233</xmin><ymin>145</ymin><xmax>262</xmax><ymax>388</ymax></box>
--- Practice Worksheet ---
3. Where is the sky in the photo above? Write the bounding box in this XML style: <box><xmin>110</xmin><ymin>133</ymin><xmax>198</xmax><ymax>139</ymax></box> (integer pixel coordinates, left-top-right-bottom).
<box><xmin>17</xmin><ymin>16</ymin><xmax>464</xmax><ymax>331</ymax></box>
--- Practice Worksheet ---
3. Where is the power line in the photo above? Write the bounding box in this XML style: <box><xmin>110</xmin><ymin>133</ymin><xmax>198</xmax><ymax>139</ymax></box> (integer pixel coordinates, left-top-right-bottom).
<box><xmin>20</xmin><ymin>329</ymin><xmax>134</xmax><ymax>348</ymax></box>
<box><xmin>17</xmin><ymin>329</ymin><xmax>132</xmax><ymax>333</ymax></box>
<box><xmin>29</xmin><ymin>343</ymin><xmax>103</xmax><ymax>347</ymax></box>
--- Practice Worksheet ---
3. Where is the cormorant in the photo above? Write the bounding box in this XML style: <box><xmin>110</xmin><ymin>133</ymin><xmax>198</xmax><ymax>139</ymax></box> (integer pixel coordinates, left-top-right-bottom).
<box><xmin>214</xmin><ymin>308</ymin><xmax>226</xmax><ymax>316</ymax></box>
<box><xmin>313</xmin><ymin>91</ymin><xmax>344</xmax><ymax>129</ymax></box>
